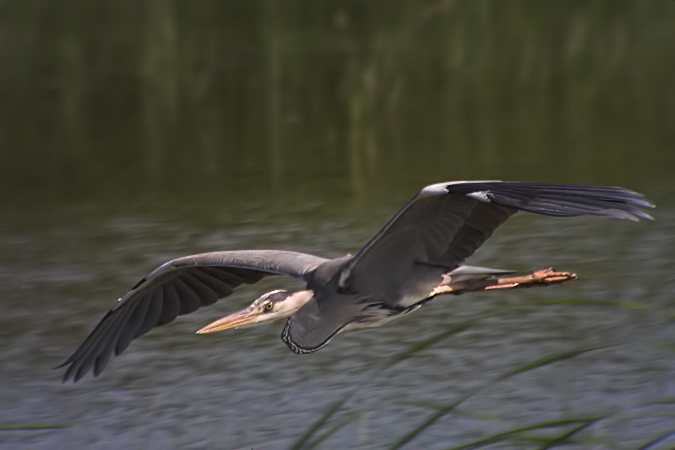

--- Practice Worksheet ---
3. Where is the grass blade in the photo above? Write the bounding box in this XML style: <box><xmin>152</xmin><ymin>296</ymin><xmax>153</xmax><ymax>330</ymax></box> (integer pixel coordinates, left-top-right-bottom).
<box><xmin>641</xmin><ymin>397</ymin><xmax>675</xmax><ymax>406</ymax></box>
<box><xmin>383</xmin><ymin>297</ymin><xmax>628</xmax><ymax>371</ymax></box>
<box><xmin>438</xmin><ymin>416</ymin><xmax>605</xmax><ymax>450</ymax></box>
<box><xmin>0</xmin><ymin>424</ymin><xmax>72</xmax><ymax>431</ymax></box>
<box><xmin>496</xmin><ymin>344</ymin><xmax>615</xmax><ymax>381</ymax></box>
<box><xmin>652</xmin><ymin>343</ymin><xmax>675</xmax><ymax>352</ymax></box>
<box><xmin>533</xmin><ymin>298</ymin><xmax>645</xmax><ymax>309</ymax></box>
<box><xmin>535</xmin><ymin>417</ymin><xmax>602</xmax><ymax>450</ymax></box>
<box><xmin>303</xmin><ymin>412</ymin><xmax>361</xmax><ymax>450</ymax></box>
<box><xmin>289</xmin><ymin>394</ymin><xmax>352</xmax><ymax>450</ymax></box>
<box><xmin>390</xmin><ymin>345</ymin><xmax>612</xmax><ymax>449</ymax></box>
<box><xmin>636</xmin><ymin>428</ymin><xmax>675</xmax><ymax>450</ymax></box>
<box><xmin>382</xmin><ymin>316</ymin><xmax>484</xmax><ymax>370</ymax></box>
<box><xmin>389</xmin><ymin>395</ymin><xmax>470</xmax><ymax>450</ymax></box>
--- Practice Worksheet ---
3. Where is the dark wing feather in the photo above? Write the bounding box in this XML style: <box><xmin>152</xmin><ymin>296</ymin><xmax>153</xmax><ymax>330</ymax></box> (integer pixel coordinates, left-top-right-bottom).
<box><xmin>341</xmin><ymin>181</ymin><xmax>653</xmax><ymax>307</ymax></box>
<box><xmin>58</xmin><ymin>250</ymin><xmax>327</xmax><ymax>382</ymax></box>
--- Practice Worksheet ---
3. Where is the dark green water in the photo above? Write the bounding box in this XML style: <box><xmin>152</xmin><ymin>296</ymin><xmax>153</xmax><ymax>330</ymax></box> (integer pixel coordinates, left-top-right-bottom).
<box><xmin>1</xmin><ymin>1</ymin><xmax>674</xmax><ymax>449</ymax></box>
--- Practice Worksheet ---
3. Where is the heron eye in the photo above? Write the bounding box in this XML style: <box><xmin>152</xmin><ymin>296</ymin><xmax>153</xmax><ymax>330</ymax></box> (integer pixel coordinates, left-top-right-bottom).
<box><xmin>264</xmin><ymin>302</ymin><xmax>274</xmax><ymax>310</ymax></box>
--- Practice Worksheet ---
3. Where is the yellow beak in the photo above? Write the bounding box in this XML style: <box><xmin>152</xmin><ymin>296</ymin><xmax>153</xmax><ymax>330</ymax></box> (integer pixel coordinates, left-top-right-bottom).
<box><xmin>196</xmin><ymin>308</ymin><xmax>260</xmax><ymax>334</ymax></box>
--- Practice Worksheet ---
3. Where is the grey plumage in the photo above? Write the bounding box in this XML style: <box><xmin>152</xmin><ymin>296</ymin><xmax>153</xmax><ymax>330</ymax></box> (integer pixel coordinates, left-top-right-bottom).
<box><xmin>59</xmin><ymin>181</ymin><xmax>653</xmax><ymax>382</ymax></box>
<box><xmin>58</xmin><ymin>251</ymin><xmax>327</xmax><ymax>381</ymax></box>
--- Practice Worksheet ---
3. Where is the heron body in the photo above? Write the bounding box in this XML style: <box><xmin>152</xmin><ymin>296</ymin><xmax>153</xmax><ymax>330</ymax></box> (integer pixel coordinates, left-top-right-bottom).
<box><xmin>58</xmin><ymin>181</ymin><xmax>654</xmax><ymax>382</ymax></box>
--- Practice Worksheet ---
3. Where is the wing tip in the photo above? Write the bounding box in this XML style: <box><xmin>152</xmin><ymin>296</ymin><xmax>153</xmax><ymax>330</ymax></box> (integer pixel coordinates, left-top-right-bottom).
<box><xmin>435</xmin><ymin>180</ymin><xmax>655</xmax><ymax>222</ymax></box>
<box><xmin>54</xmin><ymin>356</ymin><xmax>80</xmax><ymax>383</ymax></box>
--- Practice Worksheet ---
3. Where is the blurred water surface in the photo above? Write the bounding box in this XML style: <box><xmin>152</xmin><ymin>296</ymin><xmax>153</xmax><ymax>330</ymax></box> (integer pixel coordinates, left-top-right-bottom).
<box><xmin>1</xmin><ymin>1</ymin><xmax>674</xmax><ymax>449</ymax></box>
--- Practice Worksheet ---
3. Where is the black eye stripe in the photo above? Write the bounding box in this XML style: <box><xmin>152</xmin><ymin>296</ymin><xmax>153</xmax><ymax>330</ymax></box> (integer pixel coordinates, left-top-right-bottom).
<box><xmin>252</xmin><ymin>289</ymin><xmax>290</xmax><ymax>308</ymax></box>
<box><xmin>258</xmin><ymin>290</ymin><xmax>286</xmax><ymax>300</ymax></box>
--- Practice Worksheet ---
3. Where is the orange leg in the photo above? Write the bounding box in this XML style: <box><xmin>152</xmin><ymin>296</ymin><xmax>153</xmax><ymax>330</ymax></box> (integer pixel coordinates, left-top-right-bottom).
<box><xmin>430</xmin><ymin>268</ymin><xmax>578</xmax><ymax>297</ymax></box>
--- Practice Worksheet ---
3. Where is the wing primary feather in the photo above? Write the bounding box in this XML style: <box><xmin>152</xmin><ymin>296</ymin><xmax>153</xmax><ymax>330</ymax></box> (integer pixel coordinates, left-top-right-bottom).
<box><xmin>180</xmin><ymin>271</ymin><xmax>220</xmax><ymax>306</ymax></box>
<box><xmin>59</xmin><ymin>306</ymin><xmax>121</xmax><ymax>374</ymax></box>
<box><xmin>93</xmin><ymin>300</ymin><xmax>140</xmax><ymax>375</ymax></box>
<box><xmin>172</xmin><ymin>277</ymin><xmax>202</xmax><ymax>315</ymax></box>
<box><xmin>114</xmin><ymin>294</ymin><xmax>151</xmax><ymax>356</ymax></box>
<box><xmin>225</xmin><ymin>267</ymin><xmax>266</xmax><ymax>283</ymax></box>
<box><xmin>71</xmin><ymin>300</ymin><xmax>138</xmax><ymax>382</ymax></box>
<box><xmin>62</xmin><ymin>312</ymin><xmax>120</xmax><ymax>382</ymax></box>
<box><xmin>157</xmin><ymin>282</ymin><xmax>181</xmax><ymax>326</ymax></box>
<box><xmin>444</xmin><ymin>182</ymin><xmax>654</xmax><ymax>221</ymax></box>
<box><xmin>188</xmin><ymin>268</ymin><xmax>236</xmax><ymax>298</ymax></box>
<box><xmin>93</xmin><ymin>299</ymin><xmax>143</xmax><ymax>377</ymax></box>
<box><xmin>135</xmin><ymin>287</ymin><xmax>164</xmax><ymax>338</ymax></box>
<box><xmin>196</xmin><ymin>266</ymin><xmax>247</xmax><ymax>285</ymax></box>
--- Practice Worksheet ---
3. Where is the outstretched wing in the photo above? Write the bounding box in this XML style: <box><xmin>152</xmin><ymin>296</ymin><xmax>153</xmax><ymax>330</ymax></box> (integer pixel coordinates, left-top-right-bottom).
<box><xmin>340</xmin><ymin>181</ymin><xmax>654</xmax><ymax>306</ymax></box>
<box><xmin>58</xmin><ymin>250</ymin><xmax>327</xmax><ymax>382</ymax></box>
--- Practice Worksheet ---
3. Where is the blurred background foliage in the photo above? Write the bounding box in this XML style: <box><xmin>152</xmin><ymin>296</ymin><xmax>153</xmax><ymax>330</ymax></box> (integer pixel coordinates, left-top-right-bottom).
<box><xmin>1</xmin><ymin>0</ymin><xmax>673</xmax><ymax>206</ymax></box>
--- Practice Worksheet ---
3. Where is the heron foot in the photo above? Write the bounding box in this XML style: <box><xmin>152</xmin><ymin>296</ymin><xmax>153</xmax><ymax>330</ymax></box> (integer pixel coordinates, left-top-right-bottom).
<box><xmin>430</xmin><ymin>268</ymin><xmax>578</xmax><ymax>296</ymax></box>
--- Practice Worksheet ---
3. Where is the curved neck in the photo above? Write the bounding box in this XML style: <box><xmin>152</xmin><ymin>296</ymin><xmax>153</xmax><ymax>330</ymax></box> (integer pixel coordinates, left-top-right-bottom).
<box><xmin>278</xmin><ymin>290</ymin><xmax>314</xmax><ymax>317</ymax></box>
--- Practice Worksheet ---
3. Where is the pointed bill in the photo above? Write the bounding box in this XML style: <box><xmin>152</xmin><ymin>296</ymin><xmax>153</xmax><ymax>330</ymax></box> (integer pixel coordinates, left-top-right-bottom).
<box><xmin>197</xmin><ymin>307</ymin><xmax>260</xmax><ymax>334</ymax></box>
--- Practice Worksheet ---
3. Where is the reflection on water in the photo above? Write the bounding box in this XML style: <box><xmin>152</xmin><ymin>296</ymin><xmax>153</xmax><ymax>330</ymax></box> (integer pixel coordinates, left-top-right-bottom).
<box><xmin>1</xmin><ymin>1</ymin><xmax>675</xmax><ymax>449</ymax></box>
<box><xmin>1</xmin><ymin>198</ymin><xmax>673</xmax><ymax>449</ymax></box>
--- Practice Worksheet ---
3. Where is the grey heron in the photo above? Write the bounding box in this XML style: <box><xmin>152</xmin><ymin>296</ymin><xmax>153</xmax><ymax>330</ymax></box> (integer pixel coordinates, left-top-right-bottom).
<box><xmin>58</xmin><ymin>181</ymin><xmax>653</xmax><ymax>382</ymax></box>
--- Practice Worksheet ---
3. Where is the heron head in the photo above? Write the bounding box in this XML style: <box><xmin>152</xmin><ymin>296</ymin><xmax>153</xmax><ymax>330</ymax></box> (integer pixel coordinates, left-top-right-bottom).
<box><xmin>196</xmin><ymin>289</ymin><xmax>313</xmax><ymax>334</ymax></box>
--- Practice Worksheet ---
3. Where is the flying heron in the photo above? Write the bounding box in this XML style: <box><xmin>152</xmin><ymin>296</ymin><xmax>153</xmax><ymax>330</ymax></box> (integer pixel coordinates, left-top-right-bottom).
<box><xmin>58</xmin><ymin>181</ymin><xmax>653</xmax><ymax>382</ymax></box>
